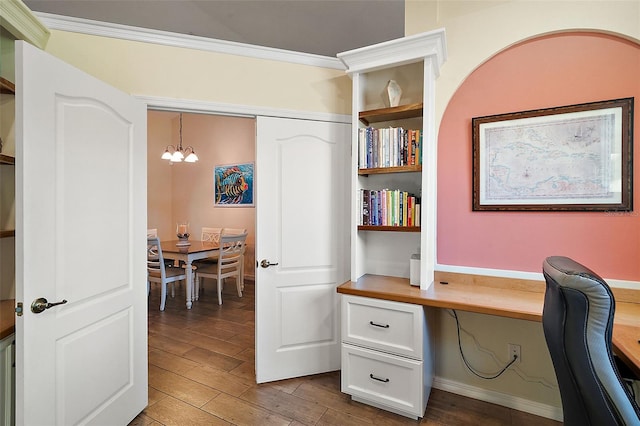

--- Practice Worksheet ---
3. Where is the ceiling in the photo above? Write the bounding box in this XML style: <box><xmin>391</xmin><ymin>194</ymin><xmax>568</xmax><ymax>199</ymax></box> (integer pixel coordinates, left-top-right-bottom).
<box><xmin>24</xmin><ymin>0</ymin><xmax>406</xmax><ymax>57</ymax></box>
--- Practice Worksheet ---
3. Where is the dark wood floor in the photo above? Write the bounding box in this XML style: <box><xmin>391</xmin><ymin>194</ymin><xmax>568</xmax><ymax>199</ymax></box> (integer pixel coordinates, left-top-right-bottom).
<box><xmin>131</xmin><ymin>278</ymin><xmax>561</xmax><ymax>425</ymax></box>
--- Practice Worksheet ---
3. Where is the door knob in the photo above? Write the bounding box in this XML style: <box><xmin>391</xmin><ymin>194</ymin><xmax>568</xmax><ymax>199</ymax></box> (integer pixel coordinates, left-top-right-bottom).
<box><xmin>260</xmin><ymin>259</ymin><xmax>279</xmax><ymax>268</ymax></box>
<box><xmin>31</xmin><ymin>298</ymin><xmax>68</xmax><ymax>314</ymax></box>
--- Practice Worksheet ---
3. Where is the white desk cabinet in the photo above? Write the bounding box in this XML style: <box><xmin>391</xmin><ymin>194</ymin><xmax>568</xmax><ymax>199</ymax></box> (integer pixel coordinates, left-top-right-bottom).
<box><xmin>341</xmin><ymin>295</ymin><xmax>433</xmax><ymax>419</ymax></box>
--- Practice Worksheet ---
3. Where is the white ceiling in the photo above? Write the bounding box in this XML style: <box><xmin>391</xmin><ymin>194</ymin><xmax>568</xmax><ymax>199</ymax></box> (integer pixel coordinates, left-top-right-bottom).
<box><xmin>24</xmin><ymin>0</ymin><xmax>406</xmax><ymax>57</ymax></box>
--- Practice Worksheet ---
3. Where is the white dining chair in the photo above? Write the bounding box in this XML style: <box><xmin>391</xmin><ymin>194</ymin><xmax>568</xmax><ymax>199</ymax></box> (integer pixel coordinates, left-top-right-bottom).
<box><xmin>147</xmin><ymin>236</ymin><xmax>187</xmax><ymax>311</ymax></box>
<box><xmin>202</xmin><ymin>227</ymin><xmax>224</xmax><ymax>243</ymax></box>
<box><xmin>221</xmin><ymin>228</ymin><xmax>247</xmax><ymax>290</ymax></box>
<box><xmin>191</xmin><ymin>227</ymin><xmax>224</xmax><ymax>300</ymax></box>
<box><xmin>193</xmin><ymin>227</ymin><xmax>224</xmax><ymax>266</ymax></box>
<box><xmin>195</xmin><ymin>232</ymin><xmax>247</xmax><ymax>305</ymax></box>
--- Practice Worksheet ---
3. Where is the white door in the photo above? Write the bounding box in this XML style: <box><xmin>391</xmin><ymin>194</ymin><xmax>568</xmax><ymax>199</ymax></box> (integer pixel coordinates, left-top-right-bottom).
<box><xmin>255</xmin><ymin>116</ymin><xmax>350</xmax><ymax>383</ymax></box>
<box><xmin>14</xmin><ymin>41</ymin><xmax>148</xmax><ymax>425</ymax></box>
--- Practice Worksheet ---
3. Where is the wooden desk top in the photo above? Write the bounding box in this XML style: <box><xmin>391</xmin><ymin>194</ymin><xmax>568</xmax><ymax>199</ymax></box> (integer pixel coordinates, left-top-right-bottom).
<box><xmin>337</xmin><ymin>273</ymin><xmax>640</xmax><ymax>377</ymax></box>
<box><xmin>1</xmin><ymin>299</ymin><xmax>15</xmax><ymax>340</ymax></box>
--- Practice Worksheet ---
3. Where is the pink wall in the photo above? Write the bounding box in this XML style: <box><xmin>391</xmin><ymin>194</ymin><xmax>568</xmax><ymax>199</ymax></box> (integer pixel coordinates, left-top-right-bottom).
<box><xmin>437</xmin><ymin>32</ymin><xmax>640</xmax><ymax>279</ymax></box>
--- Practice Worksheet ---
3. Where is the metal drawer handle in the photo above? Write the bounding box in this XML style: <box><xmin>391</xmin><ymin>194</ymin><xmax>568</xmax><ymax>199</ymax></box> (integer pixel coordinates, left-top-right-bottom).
<box><xmin>369</xmin><ymin>321</ymin><xmax>389</xmax><ymax>328</ymax></box>
<box><xmin>369</xmin><ymin>374</ymin><xmax>390</xmax><ymax>383</ymax></box>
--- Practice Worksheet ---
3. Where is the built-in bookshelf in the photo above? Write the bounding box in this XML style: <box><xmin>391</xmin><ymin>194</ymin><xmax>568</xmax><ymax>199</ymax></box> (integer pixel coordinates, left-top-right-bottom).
<box><xmin>338</xmin><ymin>29</ymin><xmax>447</xmax><ymax>289</ymax></box>
<box><xmin>358</xmin><ymin>102</ymin><xmax>423</xmax><ymax>125</ymax></box>
<box><xmin>0</xmin><ymin>154</ymin><xmax>14</xmax><ymax>165</ymax></box>
<box><xmin>0</xmin><ymin>77</ymin><xmax>15</xmax><ymax>94</ymax></box>
<box><xmin>0</xmin><ymin>77</ymin><xmax>15</xmax><ymax>239</ymax></box>
<box><xmin>337</xmin><ymin>30</ymin><xmax>447</xmax><ymax>419</ymax></box>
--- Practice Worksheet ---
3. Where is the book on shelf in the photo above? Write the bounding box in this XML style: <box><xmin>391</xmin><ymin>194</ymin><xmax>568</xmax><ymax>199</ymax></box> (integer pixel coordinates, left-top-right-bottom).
<box><xmin>359</xmin><ymin>188</ymin><xmax>420</xmax><ymax>227</ymax></box>
<box><xmin>358</xmin><ymin>126</ymin><xmax>422</xmax><ymax>169</ymax></box>
<box><xmin>362</xmin><ymin>189</ymin><xmax>370</xmax><ymax>225</ymax></box>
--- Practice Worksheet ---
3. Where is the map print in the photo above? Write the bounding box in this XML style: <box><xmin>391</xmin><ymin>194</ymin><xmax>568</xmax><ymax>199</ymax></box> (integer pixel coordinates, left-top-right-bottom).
<box><xmin>482</xmin><ymin>113</ymin><xmax>617</xmax><ymax>204</ymax></box>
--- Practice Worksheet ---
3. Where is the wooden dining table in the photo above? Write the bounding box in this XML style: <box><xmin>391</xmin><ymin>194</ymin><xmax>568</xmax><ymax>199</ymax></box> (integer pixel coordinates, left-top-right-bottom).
<box><xmin>161</xmin><ymin>240</ymin><xmax>219</xmax><ymax>309</ymax></box>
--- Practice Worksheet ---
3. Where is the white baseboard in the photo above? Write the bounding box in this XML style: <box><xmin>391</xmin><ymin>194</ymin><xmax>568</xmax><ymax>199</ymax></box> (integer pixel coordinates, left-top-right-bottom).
<box><xmin>432</xmin><ymin>376</ymin><xmax>563</xmax><ymax>422</ymax></box>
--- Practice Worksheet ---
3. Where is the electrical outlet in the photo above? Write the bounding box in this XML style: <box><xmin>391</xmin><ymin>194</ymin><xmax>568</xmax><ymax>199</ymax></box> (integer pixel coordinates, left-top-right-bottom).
<box><xmin>508</xmin><ymin>344</ymin><xmax>521</xmax><ymax>364</ymax></box>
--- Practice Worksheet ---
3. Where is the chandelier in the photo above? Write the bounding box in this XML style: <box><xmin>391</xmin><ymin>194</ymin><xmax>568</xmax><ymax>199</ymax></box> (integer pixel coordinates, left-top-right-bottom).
<box><xmin>161</xmin><ymin>113</ymin><xmax>199</xmax><ymax>163</ymax></box>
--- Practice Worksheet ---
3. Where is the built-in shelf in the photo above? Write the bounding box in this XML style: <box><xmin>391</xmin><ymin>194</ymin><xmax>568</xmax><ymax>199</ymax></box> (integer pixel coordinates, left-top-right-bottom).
<box><xmin>0</xmin><ymin>77</ymin><xmax>15</xmax><ymax>94</ymax></box>
<box><xmin>358</xmin><ymin>165</ymin><xmax>422</xmax><ymax>176</ymax></box>
<box><xmin>359</xmin><ymin>103</ymin><xmax>423</xmax><ymax>126</ymax></box>
<box><xmin>358</xmin><ymin>225</ymin><xmax>420</xmax><ymax>232</ymax></box>
<box><xmin>0</xmin><ymin>154</ymin><xmax>15</xmax><ymax>165</ymax></box>
<box><xmin>0</xmin><ymin>230</ymin><xmax>15</xmax><ymax>239</ymax></box>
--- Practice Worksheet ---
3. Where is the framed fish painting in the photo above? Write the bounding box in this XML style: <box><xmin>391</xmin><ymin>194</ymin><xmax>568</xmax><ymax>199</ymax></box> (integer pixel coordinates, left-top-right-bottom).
<box><xmin>214</xmin><ymin>162</ymin><xmax>255</xmax><ymax>207</ymax></box>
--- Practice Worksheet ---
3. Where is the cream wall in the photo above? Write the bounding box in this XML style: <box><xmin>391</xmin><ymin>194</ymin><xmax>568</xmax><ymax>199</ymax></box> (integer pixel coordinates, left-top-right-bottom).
<box><xmin>42</xmin><ymin>30</ymin><xmax>351</xmax><ymax>115</ymax></box>
<box><xmin>405</xmin><ymin>0</ymin><xmax>640</xmax><ymax>418</ymax></box>
<box><xmin>406</xmin><ymin>0</ymin><xmax>640</xmax><ymax>125</ymax></box>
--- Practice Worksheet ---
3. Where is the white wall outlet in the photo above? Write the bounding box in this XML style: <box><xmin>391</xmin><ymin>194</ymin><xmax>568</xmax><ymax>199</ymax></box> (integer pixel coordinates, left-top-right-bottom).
<box><xmin>508</xmin><ymin>343</ymin><xmax>521</xmax><ymax>364</ymax></box>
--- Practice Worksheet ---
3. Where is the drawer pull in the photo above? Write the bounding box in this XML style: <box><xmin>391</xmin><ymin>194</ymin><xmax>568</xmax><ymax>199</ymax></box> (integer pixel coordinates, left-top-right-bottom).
<box><xmin>369</xmin><ymin>321</ymin><xmax>390</xmax><ymax>328</ymax></box>
<box><xmin>369</xmin><ymin>373</ymin><xmax>390</xmax><ymax>383</ymax></box>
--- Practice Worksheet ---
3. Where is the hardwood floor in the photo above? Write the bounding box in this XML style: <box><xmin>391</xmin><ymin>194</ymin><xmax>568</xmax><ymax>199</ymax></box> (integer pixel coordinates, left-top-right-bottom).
<box><xmin>131</xmin><ymin>279</ymin><xmax>561</xmax><ymax>425</ymax></box>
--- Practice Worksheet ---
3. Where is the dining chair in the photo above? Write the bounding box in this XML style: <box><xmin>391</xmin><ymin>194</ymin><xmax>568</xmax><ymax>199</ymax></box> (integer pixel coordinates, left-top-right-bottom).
<box><xmin>191</xmin><ymin>227</ymin><xmax>224</xmax><ymax>300</ymax></box>
<box><xmin>193</xmin><ymin>227</ymin><xmax>224</xmax><ymax>266</ymax></box>
<box><xmin>147</xmin><ymin>236</ymin><xmax>187</xmax><ymax>311</ymax></box>
<box><xmin>195</xmin><ymin>232</ymin><xmax>247</xmax><ymax>305</ymax></box>
<box><xmin>148</xmin><ymin>228</ymin><xmax>176</xmax><ymax>267</ymax></box>
<box><xmin>221</xmin><ymin>228</ymin><xmax>248</xmax><ymax>290</ymax></box>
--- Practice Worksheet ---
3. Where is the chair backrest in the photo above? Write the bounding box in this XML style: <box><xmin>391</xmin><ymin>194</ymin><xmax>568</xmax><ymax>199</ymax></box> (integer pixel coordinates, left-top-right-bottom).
<box><xmin>147</xmin><ymin>236</ymin><xmax>167</xmax><ymax>280</ymax></box>
<box><xmin>542</xmin><ymin>256</ymin><xmax>640</xmax><ymax>425</ymax></box>
<box><xmin>201</xmin><ymin>227</ymin><xmax>223</xmax><ymax>243</ymax></box>
<box><xmin>218</xmin><ymin>233</ymin><xmax>247</xmax><ymax>271</ymax></box>
<box><xmin>147</xmin><ymin>228</ymin><xmax>158</xmax><ymax>237</ymax></box>
<box><xmin>222</xmin><ymin>228</ymin><xmax>248</xmax><ymax>236</ymax></box>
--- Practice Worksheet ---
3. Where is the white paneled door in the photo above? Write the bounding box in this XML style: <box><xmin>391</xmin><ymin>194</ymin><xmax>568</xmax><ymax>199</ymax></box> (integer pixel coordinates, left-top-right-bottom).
<box><xmin>15</xmin><ymin>41</ymin><xmax>148</xmax><ymax>425</ymax></box>
<box><xmin>255</xmin><ymin>116</ymin><xmax>350</xmax><ymax>383</ymax></box>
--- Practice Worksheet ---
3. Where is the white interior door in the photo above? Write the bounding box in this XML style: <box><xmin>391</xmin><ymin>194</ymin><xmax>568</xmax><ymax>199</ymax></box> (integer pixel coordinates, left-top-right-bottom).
<box><xmin>14</xmin><ymin>41</ymin><xmax>148</xmax><ymax>425</ymax></box>
<box><xmin>255</xmin><ymin>116</ymin><xmax>350</xmax><ymax>383</ymax></box>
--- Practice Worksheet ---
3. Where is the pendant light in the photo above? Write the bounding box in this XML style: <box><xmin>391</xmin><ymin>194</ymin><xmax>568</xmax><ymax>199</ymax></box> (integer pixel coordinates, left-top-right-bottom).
<box><xmin>161</xmin><ymin>113</ymin><xmax>199</xmax><ymax>163</ymax></box>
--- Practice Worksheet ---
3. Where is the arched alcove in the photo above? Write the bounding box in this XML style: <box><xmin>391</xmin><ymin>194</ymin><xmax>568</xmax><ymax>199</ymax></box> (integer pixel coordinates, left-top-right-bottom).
<box><xmin>437</xmin><ymin>31</ymin><xmax>640</xmax><ymax>279</ymax></box>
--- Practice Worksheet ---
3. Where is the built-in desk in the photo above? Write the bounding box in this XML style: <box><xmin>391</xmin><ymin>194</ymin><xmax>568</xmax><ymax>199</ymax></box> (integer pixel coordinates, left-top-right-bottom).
<box><xmin>337</xmin><ymin>273</ymin><xmax>640</xmax><ymax>378</ymax></box>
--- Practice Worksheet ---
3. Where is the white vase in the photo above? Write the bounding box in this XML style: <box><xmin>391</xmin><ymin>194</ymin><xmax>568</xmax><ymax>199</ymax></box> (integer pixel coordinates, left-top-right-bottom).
<box><xmin>385</xmin><ymin>79</ymin><xmax>402</xmax><ymax>107</ymax></box>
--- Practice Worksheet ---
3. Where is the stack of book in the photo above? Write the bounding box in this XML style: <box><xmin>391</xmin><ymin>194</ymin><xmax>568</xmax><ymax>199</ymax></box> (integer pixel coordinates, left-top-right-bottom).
<box><xmin>359</xmin><ymin>189</ymin><xmax>420</xmax><ymax>227</ymax></box>
<box><xmin>358</xmin><ymin>127</ymin><xmax>422</xmax><ymax>169</ymax></box>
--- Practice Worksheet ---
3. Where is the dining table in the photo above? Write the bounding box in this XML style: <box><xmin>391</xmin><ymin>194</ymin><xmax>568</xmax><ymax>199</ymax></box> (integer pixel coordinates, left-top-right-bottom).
<box><xmin>161</xmin><ymin>240</ymin><xmax>219</xmax><ymax>309</ymax></box>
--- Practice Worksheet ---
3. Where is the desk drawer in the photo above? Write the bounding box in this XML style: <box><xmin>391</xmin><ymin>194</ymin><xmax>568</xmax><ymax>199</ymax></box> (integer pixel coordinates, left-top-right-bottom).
<box><xmin>342</xmin><ymin>295</ymin><xmax>425</xmax><ymax>359</ymax></box>
<box><xmin>341</xmin><ymin>343</ymin><xmax>425</xmax><ymax>417</ymax></box>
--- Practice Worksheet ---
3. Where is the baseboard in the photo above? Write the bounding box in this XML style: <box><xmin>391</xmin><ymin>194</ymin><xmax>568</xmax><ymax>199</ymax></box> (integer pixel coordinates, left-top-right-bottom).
<box><xmin>432</xmin><ymin>376</ymin><xmax>563</xmax><ymax>422</ymax></box>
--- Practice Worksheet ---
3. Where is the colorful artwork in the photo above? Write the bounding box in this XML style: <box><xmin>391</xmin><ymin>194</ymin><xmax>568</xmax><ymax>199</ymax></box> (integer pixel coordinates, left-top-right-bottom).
<box><xmin>214</xmin><ymin>163</ymin><xmax>254</xmax><ymax>206</ymax></box>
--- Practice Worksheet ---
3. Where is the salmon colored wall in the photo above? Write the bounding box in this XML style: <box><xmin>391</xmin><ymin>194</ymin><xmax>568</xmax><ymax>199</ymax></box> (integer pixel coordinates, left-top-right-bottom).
<box><xmin>438</xmin><ymin>32</ymin><xmax>640</xmax><ymax>280</ymax></box>
<box><xmin>147</xmin><ymin>111</ymin><xmax>256</xmax><ymax>277</ymax></box>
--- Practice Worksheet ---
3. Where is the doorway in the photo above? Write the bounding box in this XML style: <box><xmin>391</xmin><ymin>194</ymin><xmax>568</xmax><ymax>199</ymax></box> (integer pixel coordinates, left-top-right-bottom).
<box><xmin>147</xmin><ymin>110</ymin><xmax>256</xmax><ymax>280</ymax></box>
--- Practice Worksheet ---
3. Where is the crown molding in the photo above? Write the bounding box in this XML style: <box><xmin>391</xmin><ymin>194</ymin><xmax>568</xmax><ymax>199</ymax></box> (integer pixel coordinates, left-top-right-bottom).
<box><xmin>0</xmin><ymin>0</ymin><xmax>50</xmax><ymax>49</ymax></box>
<box><xmin>337</xmin><ymin>28</ymin><xmax>447</xmax><ymax>76</ymax></box>
<box><xmin>35</xmin><ymin>12</ymin><xmax>345</xmax><ymax>70</ymax></box>
<box><xmin>137</xmin><ymin>95</ymin><xmax>351</xmax><ymax>124</ymax></box>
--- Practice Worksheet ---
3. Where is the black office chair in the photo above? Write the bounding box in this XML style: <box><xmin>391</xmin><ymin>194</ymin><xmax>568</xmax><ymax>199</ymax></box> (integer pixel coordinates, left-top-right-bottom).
<box><xmin>542</xmin><ymin>256</ymin><xmax>640</xmax><ymax>425</ymax></box>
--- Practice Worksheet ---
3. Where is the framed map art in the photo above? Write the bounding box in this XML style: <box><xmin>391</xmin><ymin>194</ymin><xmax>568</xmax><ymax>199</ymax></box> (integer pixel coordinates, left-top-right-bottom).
<box><xmin>472</xmin><ymin>98</ymin><xmax>633</xmax><ymax>211</ymax></box>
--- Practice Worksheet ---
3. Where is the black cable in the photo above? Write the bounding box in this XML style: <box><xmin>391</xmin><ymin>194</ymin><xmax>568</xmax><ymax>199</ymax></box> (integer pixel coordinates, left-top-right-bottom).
<box><xmin>451</xmin><ymin>309</ymin><xmax>519</xmax><ymax>380</ymax></box>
